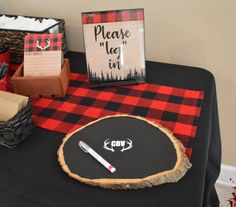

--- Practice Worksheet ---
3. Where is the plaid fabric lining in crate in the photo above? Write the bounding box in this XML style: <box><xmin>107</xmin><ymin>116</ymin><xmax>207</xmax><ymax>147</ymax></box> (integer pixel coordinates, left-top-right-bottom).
<box><xmin>31</xmin><ymin>73</ymin><xmax>204</xmax><ymax>159</ymax></box>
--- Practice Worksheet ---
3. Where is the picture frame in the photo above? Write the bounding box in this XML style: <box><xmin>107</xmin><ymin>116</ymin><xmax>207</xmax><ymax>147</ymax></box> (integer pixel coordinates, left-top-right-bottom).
<box><xmin>82</xmin><ymin>8</ymin><xmax>146</xmax><ymax>87</ymax></box>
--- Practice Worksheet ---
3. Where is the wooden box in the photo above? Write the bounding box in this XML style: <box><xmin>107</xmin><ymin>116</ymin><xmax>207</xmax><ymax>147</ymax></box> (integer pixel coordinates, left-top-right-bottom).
<box><xmin>11</xmin><ymin>59</ymin><xmax>70</xmax><ymax>97</ymax></box>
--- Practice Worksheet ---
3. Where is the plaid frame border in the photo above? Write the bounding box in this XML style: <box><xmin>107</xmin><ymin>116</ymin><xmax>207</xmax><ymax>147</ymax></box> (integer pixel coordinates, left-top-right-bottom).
<box><xmin>31</xmin><ymin>73</ymin><xmax>204</xmax><ymax>159</ymax></box>
<box><xmin>24</xmin><ymin>33</ymin><xmax>63</xmax><ymax>52</ymax></box>
<box><xmin>82</xmin><ymin>9</ymin><xmax>144</xmax><ymax>24</ymax></box>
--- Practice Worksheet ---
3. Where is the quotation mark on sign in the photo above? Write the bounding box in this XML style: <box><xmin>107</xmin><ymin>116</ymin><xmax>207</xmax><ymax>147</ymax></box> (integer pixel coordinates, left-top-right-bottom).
<box><xmin>100</xmin><ymin>41</ymin><xmax>127</xmax><ymax>47</ymax></box>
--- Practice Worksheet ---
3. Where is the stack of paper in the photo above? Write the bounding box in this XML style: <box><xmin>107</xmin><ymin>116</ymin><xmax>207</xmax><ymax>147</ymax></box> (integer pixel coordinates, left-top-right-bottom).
<box><xmin>24</xmin><ymin>33</ymin><xmax>63</xmax><ymax>77</ymax></box>
<box><xmin>0</xmin><ymin>15</ymin><xmax>58</xmax><ymax>31</ymax></box>
<box><xmin>0</xmin><ymin>91</ymin><xmax>29</xmax><ymax>121</ymax></box>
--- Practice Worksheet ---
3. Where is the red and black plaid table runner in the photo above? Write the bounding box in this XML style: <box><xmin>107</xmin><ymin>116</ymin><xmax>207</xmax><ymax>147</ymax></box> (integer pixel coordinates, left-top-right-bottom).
<box><xmin>31</xmin><ymin>73</ymin><xmax>204</xmax><ymax>159</ymax></box>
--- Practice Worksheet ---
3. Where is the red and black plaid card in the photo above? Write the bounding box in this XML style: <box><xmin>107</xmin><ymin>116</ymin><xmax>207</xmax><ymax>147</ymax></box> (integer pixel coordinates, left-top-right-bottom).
<box><xmin>24</xmin><ymin>33</ymin><xmax>63</xmax><ymax>77</ymax></box>
<box><xmin>24</xmin><ymin>33</ymin><xmax>63</xmax><ymax>52</ymax></box>
<box><xmin>31</xmin><ymin>73</ymin><xmax>204</xmax><ymax>159</ymax></box>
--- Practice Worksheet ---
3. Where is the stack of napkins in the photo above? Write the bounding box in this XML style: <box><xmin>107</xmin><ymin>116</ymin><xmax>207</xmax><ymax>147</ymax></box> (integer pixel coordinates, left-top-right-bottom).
<box><xmin>24</xmin><ymin>33</ymin><xmax>63</xmax><ymax>77</ymax></box>
<box><xmin>0</xmin><ymin>15</ymin><xmax>58</xmax><ymax>31</ymax></box>
<box><xmin>0</xmin><ymin>91</ymin><xmax>29</xmax><ymax>122</ymax></box>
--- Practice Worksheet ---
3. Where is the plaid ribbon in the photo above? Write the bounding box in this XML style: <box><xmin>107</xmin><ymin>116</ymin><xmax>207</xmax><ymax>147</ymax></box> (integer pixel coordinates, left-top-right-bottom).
<box><xmin>24</xmin><ymin>33</ymin><xmax>62</xmax><ymax>52</ymax></box>
<box><xmin>82</xmin><ymin>9</ymin><xmax>144</xmax><ymax>24</ymax></box>
<box><xmin>31</xmin><ymin>73</ymin><xmax>204</xmax><ymax>159</ymax></box>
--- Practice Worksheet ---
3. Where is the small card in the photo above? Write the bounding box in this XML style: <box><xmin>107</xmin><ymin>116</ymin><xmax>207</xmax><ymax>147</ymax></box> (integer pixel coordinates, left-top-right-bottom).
<box><xmin>82</xmin><ymin>9</ymin><xmax>146</xmax><ymax>87</ymax></box>
<box><xmin>24</xmin><ymin>33</ymin><xmax>63</xmax><ymax>77</ymax></box>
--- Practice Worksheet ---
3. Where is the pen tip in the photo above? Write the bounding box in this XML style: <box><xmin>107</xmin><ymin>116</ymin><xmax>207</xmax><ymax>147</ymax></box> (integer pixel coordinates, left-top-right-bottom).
<box><xmin>111</xmin><ymin>168</ymin><xmax>116</xmax><ymax>173</ymax></box>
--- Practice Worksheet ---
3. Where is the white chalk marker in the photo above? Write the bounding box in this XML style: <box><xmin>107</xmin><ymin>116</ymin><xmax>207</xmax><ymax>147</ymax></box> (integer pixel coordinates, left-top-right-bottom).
<box><xmin>79</xmin><ymin>141</ymin><xmax>116</xmax><ymax>173</ymax></box>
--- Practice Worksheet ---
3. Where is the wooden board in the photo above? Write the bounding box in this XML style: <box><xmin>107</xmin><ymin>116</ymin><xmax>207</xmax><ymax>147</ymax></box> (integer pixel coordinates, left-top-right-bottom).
<box><xmin>58</xmin><ymin>115</ymin><xmax>192</xmax><ymax>189</ymax></box>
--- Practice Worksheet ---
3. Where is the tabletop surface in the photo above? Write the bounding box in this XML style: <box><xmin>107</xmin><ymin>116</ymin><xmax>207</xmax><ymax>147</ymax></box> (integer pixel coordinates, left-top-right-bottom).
<box><xmin>0</xmin><ymin>52</ymin><xmax>221</xmax><ymax>207</ymax></box>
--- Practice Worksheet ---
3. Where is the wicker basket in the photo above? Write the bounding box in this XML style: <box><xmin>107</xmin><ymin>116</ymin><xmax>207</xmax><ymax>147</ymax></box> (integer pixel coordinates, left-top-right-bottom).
<box><xmin>0</xmin><ymin>14</ymin><xmax>68</xmax><ymax>64</ymax></box>
<box><xmin>0</xmin><ymin>101</ymin><xmax>35</xmax><ymax>148</ymax></box>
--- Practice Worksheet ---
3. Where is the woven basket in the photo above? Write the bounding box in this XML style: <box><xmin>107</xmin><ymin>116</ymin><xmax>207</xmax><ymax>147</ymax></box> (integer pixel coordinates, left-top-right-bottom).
<box><xmin>0</xmin><ymin>101</ymin><xmax>35</xmax><ymax>148</ymax></box>
<box><xmin>0</xmin><ymin>14</ymin><xmax>68</xmax><ymax>64</ymax></box>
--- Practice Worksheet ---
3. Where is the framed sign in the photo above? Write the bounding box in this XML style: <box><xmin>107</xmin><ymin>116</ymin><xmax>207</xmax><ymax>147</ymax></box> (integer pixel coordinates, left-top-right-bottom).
<box><xmin>82</xmin><ymin>9</ymin><xmax>145</xmax><ymax>87</ymax></box>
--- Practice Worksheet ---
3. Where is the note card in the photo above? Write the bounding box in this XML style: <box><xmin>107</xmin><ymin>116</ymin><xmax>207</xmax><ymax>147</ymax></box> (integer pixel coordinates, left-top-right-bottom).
<box><xmin>24</xmin><ymin>33</ymin><xmax>63</xmax><ymax>77</ymax></box>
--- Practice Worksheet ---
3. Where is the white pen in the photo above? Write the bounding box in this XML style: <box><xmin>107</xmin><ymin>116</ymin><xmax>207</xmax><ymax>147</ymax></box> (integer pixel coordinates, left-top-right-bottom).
<box><xmin>78</xmin><ymin>141</ymin><xmax>116</xmax><ymax>173</ymax></box>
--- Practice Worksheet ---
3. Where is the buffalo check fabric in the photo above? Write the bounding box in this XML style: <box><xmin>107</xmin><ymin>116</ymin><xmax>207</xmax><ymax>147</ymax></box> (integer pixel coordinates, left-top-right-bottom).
<box><xmin>82</xmin><ymin>9</ymin><xmax>144</xmax><ymax>24</ymax></box>
<box><xmin>24</xmin><ymin>33</ymin><xmax>63</xmax><ymax>52</ymax></box>
<box><xmin>31</xmin><ymin>73</ymin><xmax>204</xmax><ymax>159</ymax></box>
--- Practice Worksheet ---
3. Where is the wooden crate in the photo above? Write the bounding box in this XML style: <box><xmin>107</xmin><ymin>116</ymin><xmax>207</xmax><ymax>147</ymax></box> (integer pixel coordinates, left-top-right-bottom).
<box><xmin>11</xmin><ymin>59</ymin><xmax>70</xmax><ymax>97</ymax></box>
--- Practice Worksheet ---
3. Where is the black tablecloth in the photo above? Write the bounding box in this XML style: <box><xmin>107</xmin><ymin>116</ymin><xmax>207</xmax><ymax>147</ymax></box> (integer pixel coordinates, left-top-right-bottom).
<box><xmin>0</xmin><ymin>52</ymin><xmax>221</xmax><ymax>207</ymax></box>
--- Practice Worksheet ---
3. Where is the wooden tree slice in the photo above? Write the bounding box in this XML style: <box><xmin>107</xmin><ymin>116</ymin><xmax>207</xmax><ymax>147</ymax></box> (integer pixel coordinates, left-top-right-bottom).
<box><xmin>58</xmin><ymin>115</ymin><xmax>192</xmax><ymax>189</ymax></box>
